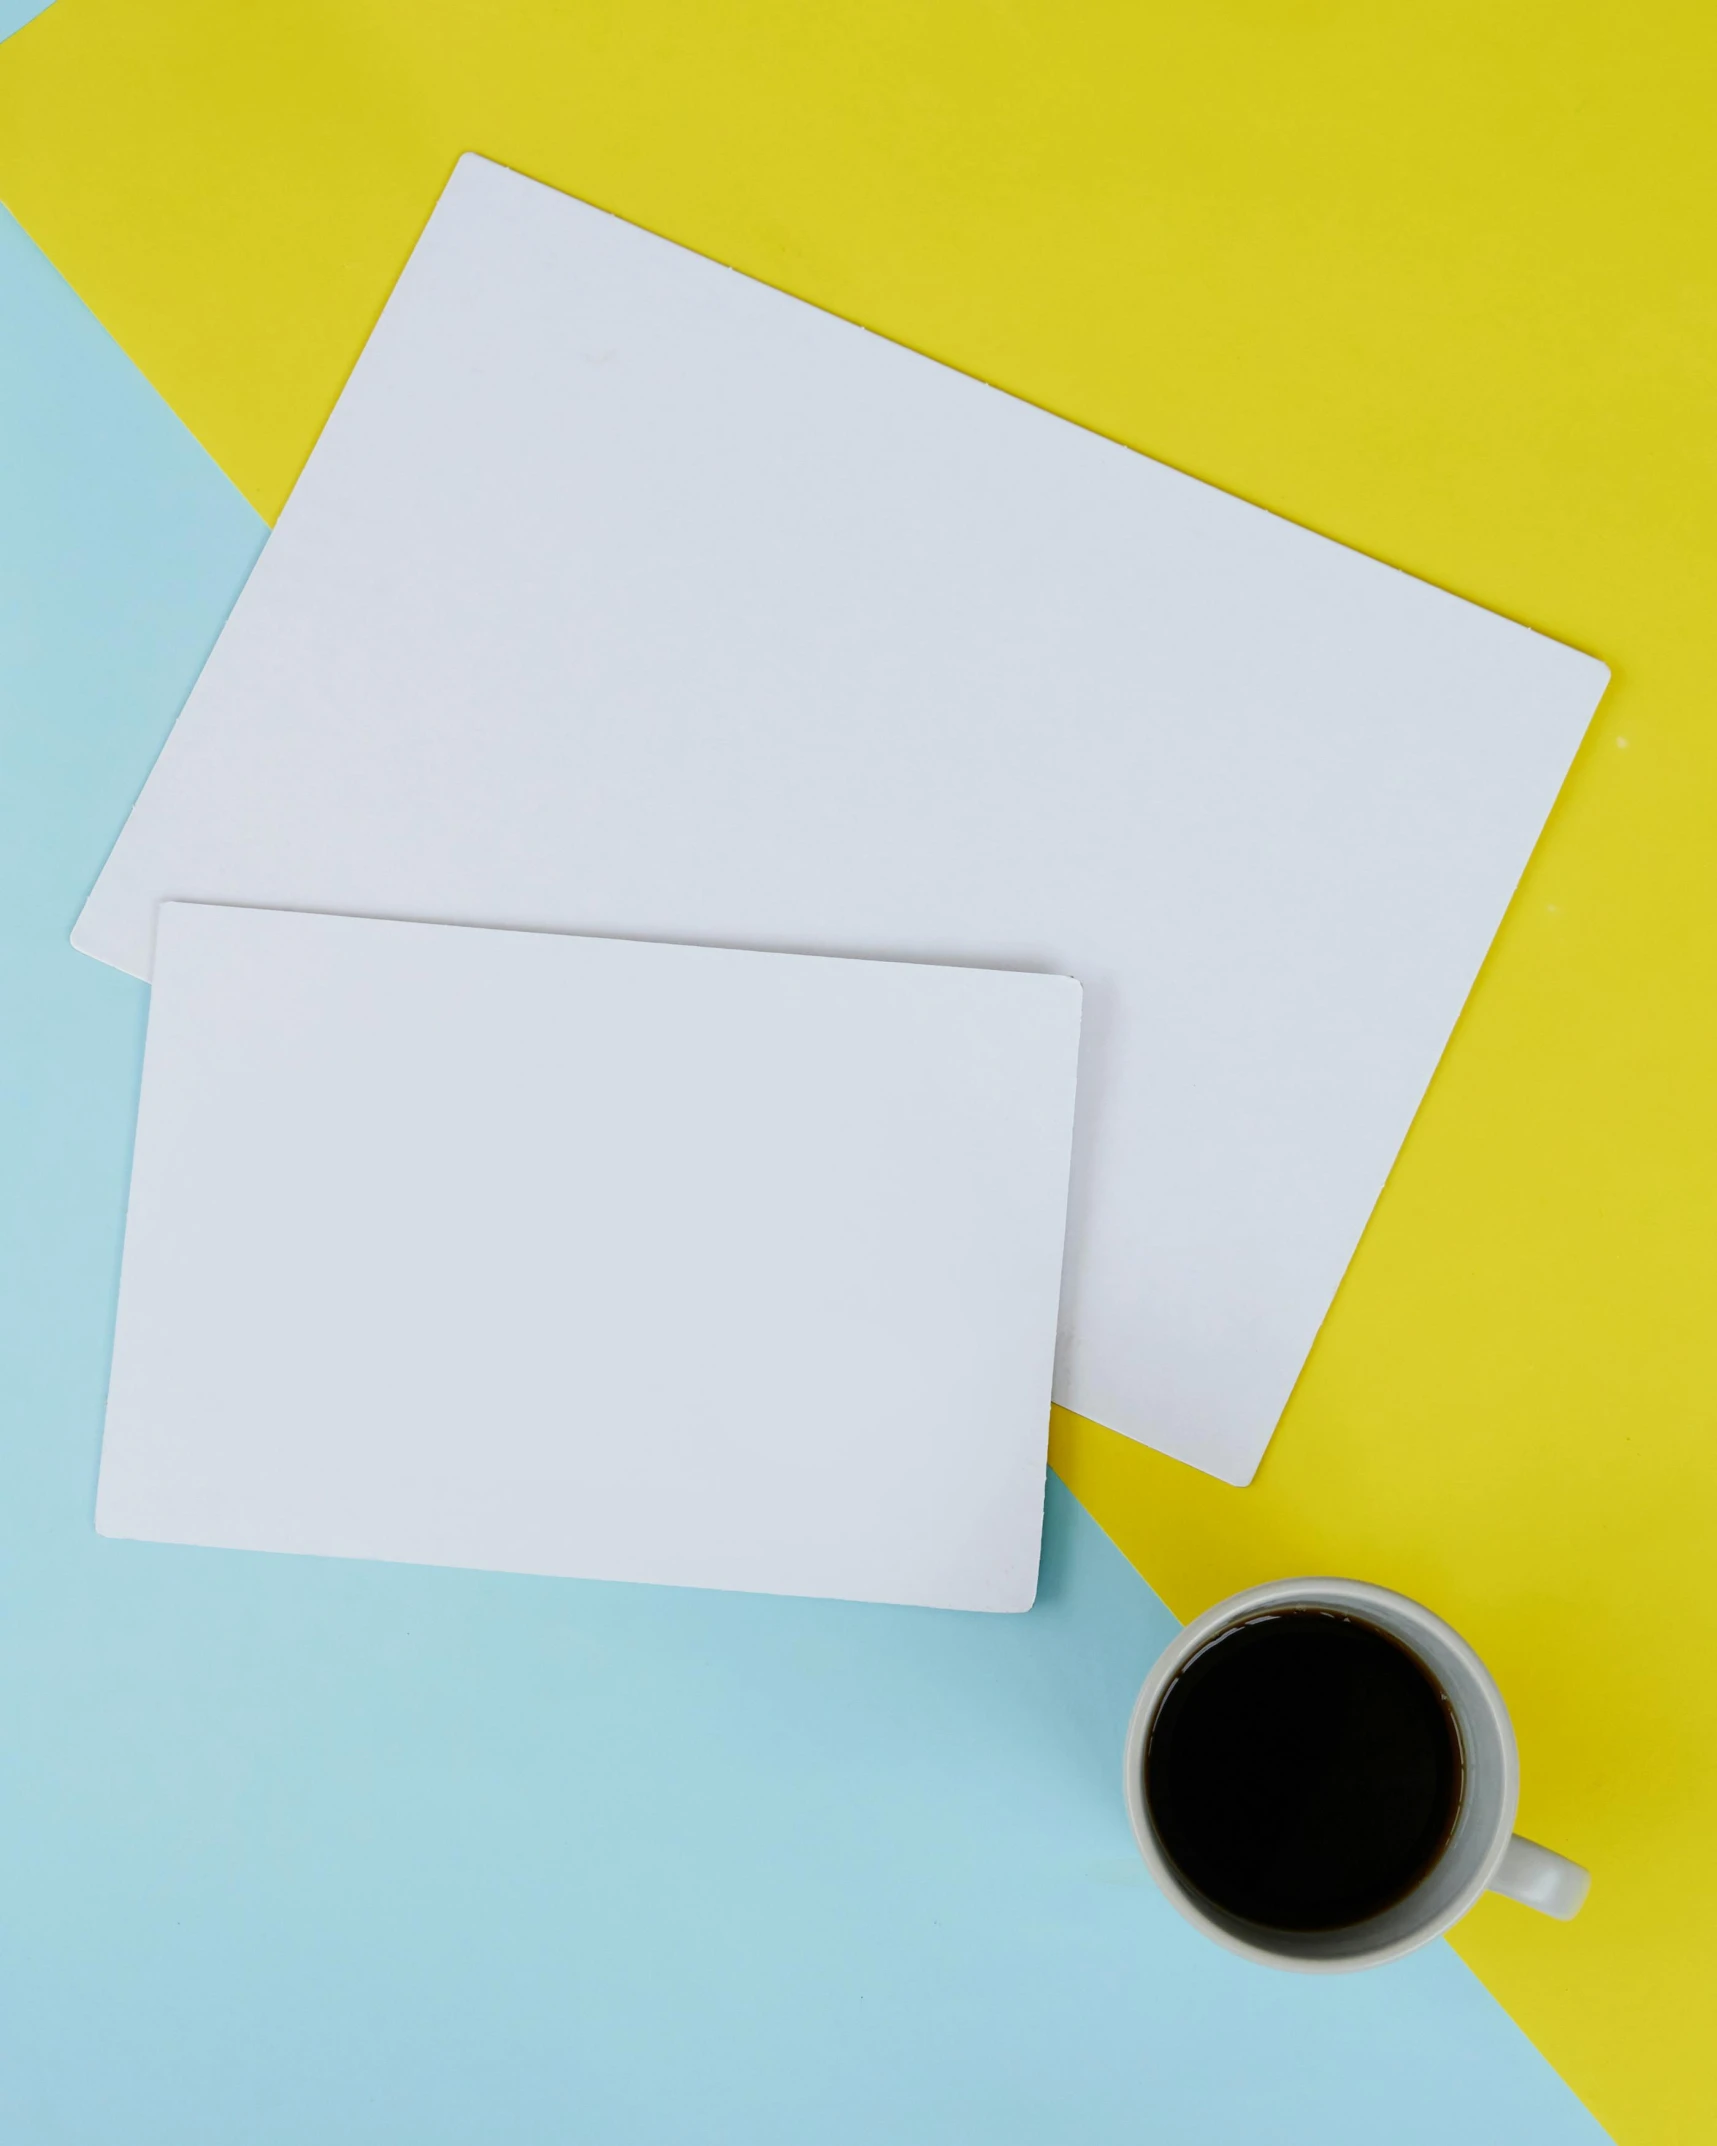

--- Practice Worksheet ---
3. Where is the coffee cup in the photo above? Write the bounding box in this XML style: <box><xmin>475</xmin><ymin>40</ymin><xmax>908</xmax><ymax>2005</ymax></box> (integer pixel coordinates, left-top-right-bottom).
<box><xmin>1122</xmin><ymin>1577</ymin><xmax>1590</xmax><ymax>1972</ymax></box>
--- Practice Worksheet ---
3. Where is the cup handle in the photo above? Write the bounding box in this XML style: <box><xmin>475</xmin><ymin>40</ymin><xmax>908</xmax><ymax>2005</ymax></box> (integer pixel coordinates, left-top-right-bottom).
<box><xmin>1487</xmin><ymin>1834</ymin><xmax>1591</xmax><ymax>1920</ymax></box>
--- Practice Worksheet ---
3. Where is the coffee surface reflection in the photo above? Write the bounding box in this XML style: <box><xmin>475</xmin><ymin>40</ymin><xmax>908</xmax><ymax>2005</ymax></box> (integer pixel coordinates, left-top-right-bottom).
<box><xmin>1144</xmin><ymin>1608</ymin><xmax>1462</xmax><ymax>1933</ymax></box>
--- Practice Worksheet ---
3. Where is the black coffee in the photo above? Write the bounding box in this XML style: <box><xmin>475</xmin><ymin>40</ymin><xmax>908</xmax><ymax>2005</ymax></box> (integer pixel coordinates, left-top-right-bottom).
<box><xmin>1144</xmin><ymin>1609</ymin><xmax>1461</xmax><ymax>1932</ymax></box>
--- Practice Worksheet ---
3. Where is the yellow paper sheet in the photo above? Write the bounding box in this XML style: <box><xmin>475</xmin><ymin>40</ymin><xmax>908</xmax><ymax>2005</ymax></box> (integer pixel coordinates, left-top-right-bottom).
<box><xmin>4</xmin><ymin>3</ymin><xmax>1715</xmax><ymax>2136</ymax></box>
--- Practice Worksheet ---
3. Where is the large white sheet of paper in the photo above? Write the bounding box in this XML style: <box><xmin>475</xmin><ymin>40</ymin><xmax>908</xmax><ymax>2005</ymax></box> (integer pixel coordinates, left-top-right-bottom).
<box><xmin>75</xmin><ymin>155</ymin><xmax>1608</xmax><ymax>1483</ymax></box>
<box><xmin>97</xmin><ymin>904</ymin><xmax>1081</xmax><ymax>1610</ymax></box>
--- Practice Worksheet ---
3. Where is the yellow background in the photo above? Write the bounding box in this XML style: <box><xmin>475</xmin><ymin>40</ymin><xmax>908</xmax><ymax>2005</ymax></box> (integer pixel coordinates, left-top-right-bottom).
<box><xmin>3</xmin><ymin>3</ymin><xmax>1714</xmax><ymax>2136</ymax></box>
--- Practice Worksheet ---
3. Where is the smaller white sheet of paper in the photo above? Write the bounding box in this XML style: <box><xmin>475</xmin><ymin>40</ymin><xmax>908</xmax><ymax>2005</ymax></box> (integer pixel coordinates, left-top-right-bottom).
<box><xmin>97</xmin><ymin>905</ymin><xmax>1081</xmax><ymax>1611</ymax></box>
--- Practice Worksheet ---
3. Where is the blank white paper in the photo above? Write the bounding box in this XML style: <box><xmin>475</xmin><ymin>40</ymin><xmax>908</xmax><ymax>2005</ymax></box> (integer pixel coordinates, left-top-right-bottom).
<box><xmin>75</xmin><ymin>155</ymin><xmax>1609</xmax><ymax>1483</ymax></box>
<box><xmin>97</xmin><ymin>905</ymin><xmax>1081</xmax><ymax>1610</ymax></box>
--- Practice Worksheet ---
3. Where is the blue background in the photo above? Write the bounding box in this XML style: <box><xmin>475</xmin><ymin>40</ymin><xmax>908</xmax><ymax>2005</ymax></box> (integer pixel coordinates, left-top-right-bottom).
<box><xmin>0</xmin><ymin>4</ymin><xmax>49</xmax><ymax>45</ymax></box>
<box><xmin>0</xmin><ymin>199</ymin><xmax>1611</xmax><ymax>2142</ymax></box>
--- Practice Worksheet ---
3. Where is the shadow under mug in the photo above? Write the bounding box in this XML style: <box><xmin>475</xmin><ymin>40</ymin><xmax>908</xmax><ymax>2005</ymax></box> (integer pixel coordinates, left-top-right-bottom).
<box><xmin>1122</xmin><ymin>1577</ymin><xmax>1590</xmax><ymax>1972</ymax></box>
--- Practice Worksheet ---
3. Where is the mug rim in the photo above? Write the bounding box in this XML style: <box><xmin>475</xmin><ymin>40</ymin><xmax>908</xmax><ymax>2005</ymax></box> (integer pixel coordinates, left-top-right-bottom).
<box><xmin>1122</xmin><ymin>1576</ymin><xmax>1521</xmax><ymax>1973</ymax></box>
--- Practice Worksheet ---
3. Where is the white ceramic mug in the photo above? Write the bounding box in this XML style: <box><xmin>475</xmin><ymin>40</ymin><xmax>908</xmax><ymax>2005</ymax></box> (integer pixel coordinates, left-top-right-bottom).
<box><xmin>1122</xmin><ymin>1577</ymin><xmax>1590</xmax><ymax>1972</ymax></box>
